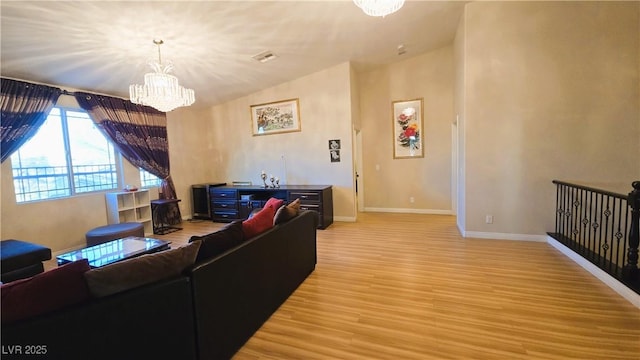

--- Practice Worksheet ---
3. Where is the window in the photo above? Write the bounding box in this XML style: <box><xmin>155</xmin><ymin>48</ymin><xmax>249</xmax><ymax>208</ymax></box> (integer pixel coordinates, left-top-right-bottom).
<box><xmin>140</xmin><ymin>169</ymin><xmax>162</xmax><ymax>188</ymax></box>
<box><xmin>11</xmin><ymin>107</ymin><xmax>117</xmax><ymax>203</ymax></box>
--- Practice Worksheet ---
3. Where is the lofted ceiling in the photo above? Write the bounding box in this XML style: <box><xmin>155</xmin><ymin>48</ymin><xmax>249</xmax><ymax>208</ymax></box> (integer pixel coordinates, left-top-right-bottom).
<box><xmin>1</xmin><ymin>1</ymin><xmax>467</xmax><ymax>109</ymax></box>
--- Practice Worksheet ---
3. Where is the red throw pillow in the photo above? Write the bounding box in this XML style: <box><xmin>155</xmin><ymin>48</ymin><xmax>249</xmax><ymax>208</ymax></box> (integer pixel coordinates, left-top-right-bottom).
<box><xmin>263</xmin><ymin>197</ymin><xmax>284</xmax><ymax>211</ymax></box>
<box><xmin>1</xmin><ymin>259</ymin><xmax>91</xmax><ymax>324</ymax></box>
<box><xmin>242</xmin><ymin>205</ymin><xmax>276</xmax><ymax>239</ymax></box>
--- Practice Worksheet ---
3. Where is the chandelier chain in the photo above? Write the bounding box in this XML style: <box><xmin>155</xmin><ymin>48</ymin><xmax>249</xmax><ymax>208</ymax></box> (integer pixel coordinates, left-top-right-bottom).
<box><xmin>154</xmin><ymin>39</ymin><xmax>164</xmax><ymax>65</ymax></box>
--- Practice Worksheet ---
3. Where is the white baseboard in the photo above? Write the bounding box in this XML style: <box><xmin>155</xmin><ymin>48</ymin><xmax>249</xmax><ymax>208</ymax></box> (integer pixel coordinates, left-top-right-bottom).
<box><xmin>547</xmin><ymin>235</ymin><xmax>640</xmax><ymax>309</ymax></box>
<box><xmin>464</xmin><ymin>231</ymin><xmax>547</xmax><ymax>242</ymax></box>
<box><xmin>363</xmin><ymin>207</ymin><xmax>453</xmax><ymax>215</ymax></box>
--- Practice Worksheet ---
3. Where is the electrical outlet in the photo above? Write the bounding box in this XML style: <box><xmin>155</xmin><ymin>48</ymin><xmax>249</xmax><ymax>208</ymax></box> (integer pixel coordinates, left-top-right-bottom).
<box><xmin>485</xmin><ymin>215</ymin><xmax>493</xmax><ymax>224</ymax></box>
<box><xmin>409</xmin><ymin>197</ymin><xmax>415</xmax><ymax>203</ymax></box>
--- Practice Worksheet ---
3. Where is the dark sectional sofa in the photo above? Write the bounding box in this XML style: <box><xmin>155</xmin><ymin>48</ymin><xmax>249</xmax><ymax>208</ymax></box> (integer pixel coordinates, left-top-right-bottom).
<box><xmin>1</xmin><ymin>210</ymin><xmax>318</xmax><ymax>360</ymax></box>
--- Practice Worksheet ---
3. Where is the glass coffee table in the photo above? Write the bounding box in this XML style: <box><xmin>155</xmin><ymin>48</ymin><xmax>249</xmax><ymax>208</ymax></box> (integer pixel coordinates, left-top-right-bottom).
<box><xmin>57</xmin><ymin>236</ymin><xmax>171</xmax><ymax>268</ymax></box>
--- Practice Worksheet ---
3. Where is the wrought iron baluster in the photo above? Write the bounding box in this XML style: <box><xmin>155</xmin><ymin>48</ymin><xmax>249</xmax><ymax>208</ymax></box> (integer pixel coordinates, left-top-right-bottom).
<box><xmin>590</xmin><ymin>195</ymin><xmax>597</xmax><ymax>260</ymax></box>
<box><xmin>602</xmin><ymin>196</ymin><xmax>611</xmax><ymax>263</ymax></box>
<box><xmin>613</xmin><ymin>197</ymin><xmax>624</xmax><ymax>272</ymax></box>
<box><xmin>562</xmin><ymin>186</ymin><xmax>568</xmax><ymax>240</ymax></box>
<box><xmin>556</xmin><ymin>183</ymin><xmax>562</xmax><ymax>235</ymax></box>
<box><xmin>580</xmin><ymin>188</ymin><xmax>588</xmax><ymax>253</ymax></box>
<box><xmin>573</xmin><ymin>189</ymin><xmax>582</xmax><ymax>250</ymax></box>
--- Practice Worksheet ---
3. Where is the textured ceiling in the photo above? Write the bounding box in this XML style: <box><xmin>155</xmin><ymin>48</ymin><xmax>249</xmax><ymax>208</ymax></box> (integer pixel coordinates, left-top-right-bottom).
<box><xmin>1</xmin><ymin>1</ymin><xmax>466</xmax><ymax>109</ymax></box>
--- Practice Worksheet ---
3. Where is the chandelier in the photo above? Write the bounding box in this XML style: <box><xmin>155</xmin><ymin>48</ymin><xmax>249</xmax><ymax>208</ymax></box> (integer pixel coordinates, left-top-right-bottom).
<box><xmin>353</xmin><ymin>0</ymin><xmax>405</xmax><ymax>17</ymax></box>
<box><xmin>129</xmin><ymin>40</ymin><xmax>195</xmax><ymax>112</ymax></box>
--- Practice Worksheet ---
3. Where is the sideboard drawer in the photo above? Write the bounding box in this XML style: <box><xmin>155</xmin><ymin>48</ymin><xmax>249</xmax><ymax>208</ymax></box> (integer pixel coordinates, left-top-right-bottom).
<box><xmin>299</xmin><ymin>203</ymin><xmax>320</xmax><ymax>212</ymax></box>
<box><xmin>212</xmin><ymin>199</ymin><xmax>238</xmax><ymax>211</ymax></box>
<box><xmin>211</xmin><ymin>189</ymin><xmax>237</xmax><ymax>199</ymax></box>
<box><xmin>289</xmin><ymin>191</ymin><xmax>320</xmax><ymax>202</ymax></box>
<box><xmin>212</xmin><ymin>211</ymin><xmax>238</xmax><ymax>222</ymax></box>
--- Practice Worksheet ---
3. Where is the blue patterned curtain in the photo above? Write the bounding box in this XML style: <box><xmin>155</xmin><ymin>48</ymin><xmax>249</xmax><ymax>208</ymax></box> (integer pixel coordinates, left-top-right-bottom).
<box><xmin>74</xmin><ymin>92</ymin><xmax>181</xmax><ymax>222</ymax></box>
<box><xmin>0</xmin><ymin>78</ymin><xmax>62</xmax><ymax>162</ymax></box>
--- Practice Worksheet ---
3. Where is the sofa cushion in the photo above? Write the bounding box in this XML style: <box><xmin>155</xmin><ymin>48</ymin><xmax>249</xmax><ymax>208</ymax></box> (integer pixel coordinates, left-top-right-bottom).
<box><xmin>84</xmin><ymin>241</ymin><xmax>201</xmax><ymax>298</ymax></box>
<box><xmin>1</xmin><ymin>259</ymin><xmax>91</xmax><ymax>324</ymax></box>
<box><xmin>263</xmin><ymin>197</ymin><xmax>284</xmax><ymax>211</ymax></box>
<box><xmin>189</xmin><ymin>220</ymin><xmax>244</xmax><ymax>262</ymax></box>
<box><xmin>242</xmin><ymin>205</ymin><xmax>276</xmax><ymax>239</ymax></box>
<box><xmin>274</xmin><ymin>198</ymin><xmax>301</xmax><ymax>225</ymax></box>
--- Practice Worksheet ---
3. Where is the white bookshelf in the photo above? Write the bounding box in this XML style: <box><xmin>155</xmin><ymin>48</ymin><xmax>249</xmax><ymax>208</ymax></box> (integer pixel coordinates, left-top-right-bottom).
<box><xmin>105</xmin><ymin>189</ymin><xmax>153</xmax><ymax>235</ymax></box>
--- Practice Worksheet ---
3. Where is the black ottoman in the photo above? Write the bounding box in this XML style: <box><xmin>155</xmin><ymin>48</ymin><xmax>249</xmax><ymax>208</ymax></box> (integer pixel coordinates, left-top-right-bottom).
<box><xmin>1</xmin><ymin>239</ymin><xmax>52</xmax><ymax>283</ymax></box>
<box><xmin>85</xmin><ymin>222</ymin><xmax>145</xmax><ymax>247</ymax></box>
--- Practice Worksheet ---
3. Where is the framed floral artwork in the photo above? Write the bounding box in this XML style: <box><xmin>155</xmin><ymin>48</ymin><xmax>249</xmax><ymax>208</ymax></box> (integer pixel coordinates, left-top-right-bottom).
<box><xmin>250</xmin><ymin>98</ymin><xmax>301</xmax><ymax>136</ymax></box>
<box><xmin>392</xmin><ymin>98</ymin><xmax>424</xmax><ymax>158</ymax></box>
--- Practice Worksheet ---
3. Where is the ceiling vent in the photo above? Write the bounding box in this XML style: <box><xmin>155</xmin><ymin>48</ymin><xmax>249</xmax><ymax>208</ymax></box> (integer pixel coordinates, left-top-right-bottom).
<box><xmin>252</xmin><ymin>51</ymin><xmax>278</xmax><ymax>63</ymax></box>
<box><xmin>397</xmin><ymin>44</ymin><xmax>406</xmax><ymax>56</ymax></box>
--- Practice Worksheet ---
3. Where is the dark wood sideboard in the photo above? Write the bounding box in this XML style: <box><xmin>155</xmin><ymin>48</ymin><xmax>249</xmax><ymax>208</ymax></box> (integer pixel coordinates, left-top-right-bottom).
<box><xmin>207</xmin><ymin>185</ymin><xmax>333</xmax><ymax>229</ymax></box>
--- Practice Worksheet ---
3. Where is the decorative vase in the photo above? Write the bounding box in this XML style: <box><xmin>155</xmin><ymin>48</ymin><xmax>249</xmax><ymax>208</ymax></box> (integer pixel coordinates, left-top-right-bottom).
<box><xmin>261</xmin><ymin>171</ymin><xmax>268</xmax><ymax>188</ymax></box>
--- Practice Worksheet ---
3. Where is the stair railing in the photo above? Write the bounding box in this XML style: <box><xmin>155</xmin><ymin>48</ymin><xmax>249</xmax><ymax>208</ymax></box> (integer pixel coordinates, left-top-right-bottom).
<box><xmin>550</xmin><ymin>180</ymin><xmax>639</xmax><ymax>292</ymax></box>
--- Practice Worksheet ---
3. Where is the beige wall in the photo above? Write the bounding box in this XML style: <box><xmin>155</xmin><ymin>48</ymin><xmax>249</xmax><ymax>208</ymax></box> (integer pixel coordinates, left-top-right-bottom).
<box><xmin>460</xmin><ymin>1</ymin><xmax>640</xmax><ymax>238</ymax></box>
<box><xmin>201</xmin><ymin>62</ymin><xmax>357</xmax><ymax>221</ymax></box>
<box><xmin>165</xmin><ymin>106</ymin><xmax>217</xmax><ymax>219</ymax></box>
<box><xmin>358</xmin><ymin>46</ymin><xmax>454</xmax><ymax>213</ymax></box>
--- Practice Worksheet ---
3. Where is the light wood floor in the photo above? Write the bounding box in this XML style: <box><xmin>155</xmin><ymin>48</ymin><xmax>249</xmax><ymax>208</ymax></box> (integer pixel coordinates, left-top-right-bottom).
<box><xmin>52</xmin><ymin>213</ymin><xmax>640</xmax><ymax>359</ymax></box>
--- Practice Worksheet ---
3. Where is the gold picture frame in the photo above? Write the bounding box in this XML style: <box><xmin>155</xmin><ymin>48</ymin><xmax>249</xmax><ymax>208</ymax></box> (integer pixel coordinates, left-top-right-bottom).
<box><xmin>392</xmin><ymin>98</ymin><xmax>424</xmax><ymax>158</ymax></box>
<box><xmin>250</xmin><ymin>98</ymin><xmax>301</xmax><ymax>136</ymax></box>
